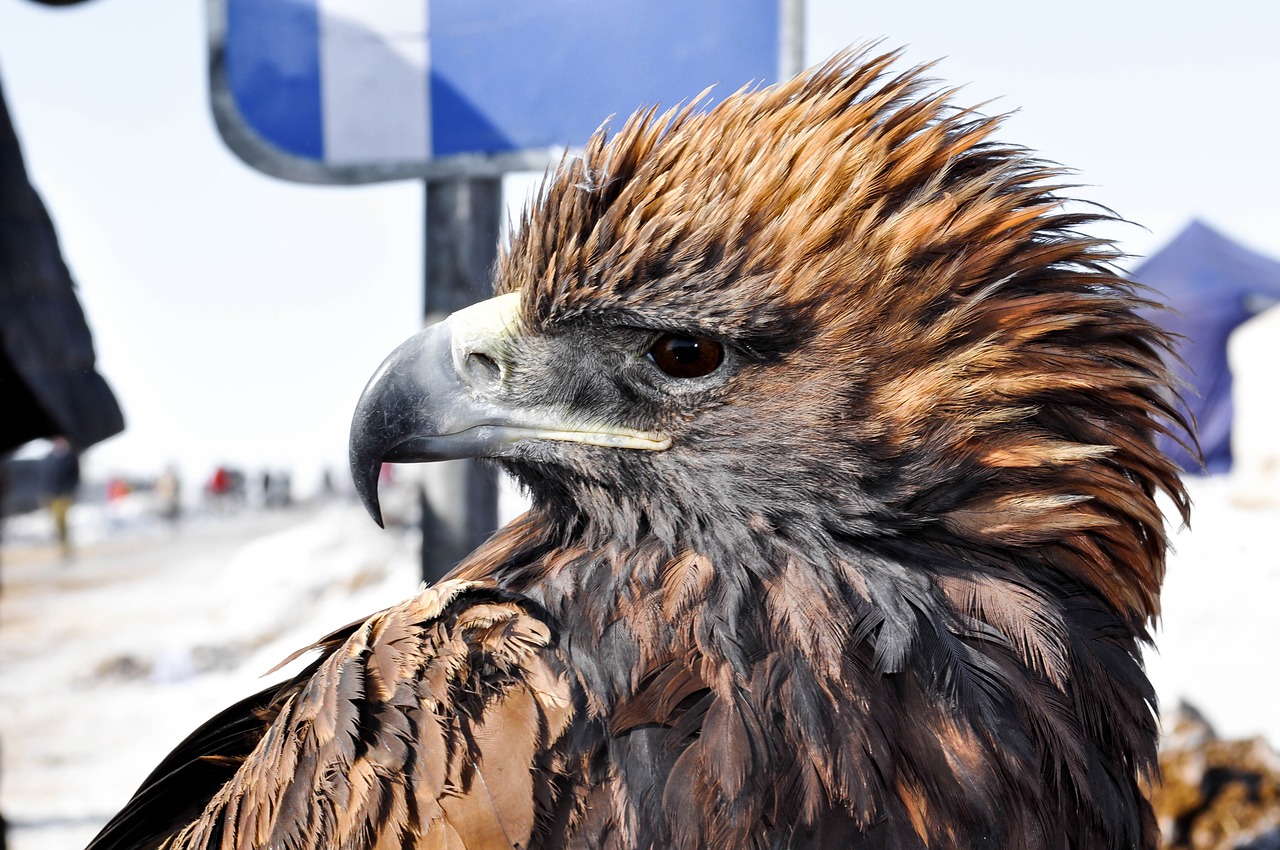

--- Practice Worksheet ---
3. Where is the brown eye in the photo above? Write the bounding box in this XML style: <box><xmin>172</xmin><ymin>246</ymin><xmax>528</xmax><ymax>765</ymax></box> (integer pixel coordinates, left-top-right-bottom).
<box><xmin>647</xmin><ymin>333</ymin><xmax>724</xmax><ymax>379</ymax></box>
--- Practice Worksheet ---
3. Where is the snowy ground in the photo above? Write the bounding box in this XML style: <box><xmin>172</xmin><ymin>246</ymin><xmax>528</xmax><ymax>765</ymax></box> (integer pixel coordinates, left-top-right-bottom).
<box><xmin>0</xmin><ymin>496</ymin><xmax>423</xmax><ymax>850</ymax></box>
<box><xmin>0</xmin><ymin>476</ymin><xmax>1276</xmax><ymax>850</ymax></box>
<box><xmin>1146</xmin><ymin>475</ymin><xmax>1280</xmax><ymax>744</ymax></box>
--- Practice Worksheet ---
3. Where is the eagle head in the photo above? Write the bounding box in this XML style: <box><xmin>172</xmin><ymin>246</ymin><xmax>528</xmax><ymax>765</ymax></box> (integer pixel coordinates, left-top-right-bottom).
<box><xmin>351</xmin><ymin>49</ymin><xmax>1189</xmax><ymax>627</ymax></box>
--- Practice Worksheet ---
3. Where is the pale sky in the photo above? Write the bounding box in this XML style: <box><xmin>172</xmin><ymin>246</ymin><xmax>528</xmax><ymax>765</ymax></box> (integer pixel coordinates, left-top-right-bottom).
<box><xmin>1</xmin><ymin>0</ymin><xmax>1278</xmax><ymax>492</ymax></box>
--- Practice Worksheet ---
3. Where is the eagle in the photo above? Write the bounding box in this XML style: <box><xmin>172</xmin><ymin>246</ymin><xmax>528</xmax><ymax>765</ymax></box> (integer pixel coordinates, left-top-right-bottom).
<box><xmin>88</xmin><ymin>50</ymin><xmax>1191</xmax><ymax>850</ymax></box>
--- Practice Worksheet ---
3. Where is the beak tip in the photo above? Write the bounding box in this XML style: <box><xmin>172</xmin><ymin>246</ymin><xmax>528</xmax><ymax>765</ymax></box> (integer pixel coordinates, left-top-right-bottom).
<box><xmin>356</xmin><ymin>478</ymin><xmax>386</xmax><ymax>528</ymax></box>
<box><xmin>350</xmin><ymin>446</ymin><xmax>387</xmax><ymax>528</ymax></box>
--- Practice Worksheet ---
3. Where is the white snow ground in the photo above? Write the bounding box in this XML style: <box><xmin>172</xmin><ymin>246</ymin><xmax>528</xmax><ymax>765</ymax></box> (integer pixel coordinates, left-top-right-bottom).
<box><xmin>1145</xmin><ymin>475</ymin><xmax>1280</xmax><ymax>744</ymax></box>
<box><xmin>0</xmin><ymin>497</ymin><xmax>423</xmax><ymax>850</ymax></box>
<box><xmin>0</xmin><ymin>476</ymin><xmax>1276</xmax><ymax>850</ymax></box>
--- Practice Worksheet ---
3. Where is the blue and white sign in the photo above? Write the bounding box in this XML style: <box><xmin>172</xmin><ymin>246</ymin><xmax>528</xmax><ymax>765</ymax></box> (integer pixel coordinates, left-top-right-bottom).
<box><xmin>208</xmin><ymin>0</ymin><xmax>795</xmax><ymax>183</ymax></box>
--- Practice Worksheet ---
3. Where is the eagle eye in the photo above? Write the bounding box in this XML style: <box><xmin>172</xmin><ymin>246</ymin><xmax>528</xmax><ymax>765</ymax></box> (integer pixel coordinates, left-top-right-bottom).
<box><xmin>647</xmin><ymin>333</ymin><xmax>724</xmax><ymax>379</ymax></box>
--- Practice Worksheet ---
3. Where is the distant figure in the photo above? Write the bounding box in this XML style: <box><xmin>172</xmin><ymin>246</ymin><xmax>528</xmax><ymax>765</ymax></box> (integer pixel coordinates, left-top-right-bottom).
<box><xmin>104</xmin><ymin>476</ymin><xmax>133</xmax><ymax>533</ymax></box>
<box><xmin>206</xmin><ymin>465</ymin><xmax>246</xmax><ymax>512</ymax></box>
<box><xmin>210</xmin><ymin>466</ymin><xmax>229</xmax><ymax>497</ymax></box>
<box><xmin>260</xmin><ymin>469</ymin><xmax>294</xmax><ymax>508</ymax></box>
<box><xmin>105</xmin><ymin>477</ymin><xmax>130</xmax><ymax>502</ymax></box>
<box><xmin>277</xmin><ymin>470</ymin><xmax>292</xmax><ymax>507</ymax></box>
<box><xmin>319</xmin><ymin>467</ymin><xmax>336</xmax><ymax>500</ymax></box>
<box><xmin>155</xmin><ymin>465</ymin><xmax>181</xmax><ymax>524</ymax></box>
<box><xmin>43</xmin><ymin>437</ymin><xmax>79</xmax><ymax>557</ymax></box>
<box><xmin>206</xmin><ymin>466</ymin><xmax>230</xmax><ymax>513</ymax></box>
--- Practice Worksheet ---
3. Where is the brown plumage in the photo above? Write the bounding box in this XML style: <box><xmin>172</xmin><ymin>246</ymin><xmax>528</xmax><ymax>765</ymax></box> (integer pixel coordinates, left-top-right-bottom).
<box><xmin>89</xmin><ymin>49</ymin><xmax>1191</xmax><ymax>850</ymax></box>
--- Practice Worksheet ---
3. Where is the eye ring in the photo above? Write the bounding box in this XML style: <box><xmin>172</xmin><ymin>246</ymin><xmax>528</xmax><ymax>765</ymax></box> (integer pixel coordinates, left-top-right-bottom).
<box><xmin>647</xmin><ymin>333</ymin><xmax>724</xmax><ymax>379</ymax></box>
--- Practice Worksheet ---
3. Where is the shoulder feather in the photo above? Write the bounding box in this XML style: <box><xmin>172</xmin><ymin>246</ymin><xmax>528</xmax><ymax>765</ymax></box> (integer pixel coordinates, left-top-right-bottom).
<box><xmin>90</xmin><ymin>580</ymin><xmax>575</xmax><ymax>850</ymax></box>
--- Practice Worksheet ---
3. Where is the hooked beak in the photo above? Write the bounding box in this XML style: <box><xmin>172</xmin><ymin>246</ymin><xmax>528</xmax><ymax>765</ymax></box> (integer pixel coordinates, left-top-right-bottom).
<box><xmin>348</xmin><ymin>292</ymin><xmax>670</xmax><ymax>526</ymax></box>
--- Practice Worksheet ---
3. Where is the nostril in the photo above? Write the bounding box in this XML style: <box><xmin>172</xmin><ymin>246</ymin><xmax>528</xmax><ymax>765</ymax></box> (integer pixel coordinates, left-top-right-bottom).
<box><xmin>463</xmin><ymin>351</ymin><xmax>503</xmax><ymax>389</ymax></box>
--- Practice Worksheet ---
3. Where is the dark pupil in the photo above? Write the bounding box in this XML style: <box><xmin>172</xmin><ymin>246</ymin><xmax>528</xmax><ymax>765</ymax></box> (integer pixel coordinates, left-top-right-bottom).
<box><xmin>649</xmin><ymin>334</ymin><xmax>723</xmax><ymax>378</ymax></box>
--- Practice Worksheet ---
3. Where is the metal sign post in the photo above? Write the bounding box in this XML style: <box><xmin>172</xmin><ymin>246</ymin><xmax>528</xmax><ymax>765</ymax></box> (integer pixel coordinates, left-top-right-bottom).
<box><xmin>420</xmin><ymin>177</ymin><xmax>502</xmax><ymax>582</ymax></box>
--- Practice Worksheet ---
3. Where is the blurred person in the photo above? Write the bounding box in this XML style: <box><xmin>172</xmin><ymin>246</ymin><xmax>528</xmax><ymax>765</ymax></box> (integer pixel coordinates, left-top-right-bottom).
<box><xmin>155</xmin><ymin>464</ymin><xmax>181</xmax><ymax>523</ymax></box>
<box><xmin>319</xmin><ymin>467</ymin><xmax>336</xmax><ymax>500</ymax></box>
<box><xmin>43</xmin><ymin>436</ymin><xmax>79</xmax><ymax>557</ymax></box>
<box><xmin>277</xmin><ymin>469</ymin><xmax>292</xmax><ymax>507</ymax></box>
<box><xmin>206</xmin><ymin>465</ymin><xmax>230</xmax><ymax>513</ymax></box>
<box><xmin>104</xmin><ymin>474</ymin><xmax>132</xmax><ymax>532</ymax></box>
<box><xmin>206</xmin><ymin>465</ymin><xmax>245</xmax><ymax>513</ymax></box>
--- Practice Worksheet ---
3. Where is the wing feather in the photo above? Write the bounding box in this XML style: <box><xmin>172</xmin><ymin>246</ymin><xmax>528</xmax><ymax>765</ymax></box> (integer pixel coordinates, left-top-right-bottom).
<box><xmin>88</xmin><ymin>579</ymin><xmax>575</xmax><ymax>850</ymax></box>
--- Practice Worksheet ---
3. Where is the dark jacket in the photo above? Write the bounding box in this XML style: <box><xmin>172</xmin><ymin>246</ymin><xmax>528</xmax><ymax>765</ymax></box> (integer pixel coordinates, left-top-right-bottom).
<box><xmin>0</xmin><ymin>71</ymin><xmax>123</xmax><ymax>454</ymax></box>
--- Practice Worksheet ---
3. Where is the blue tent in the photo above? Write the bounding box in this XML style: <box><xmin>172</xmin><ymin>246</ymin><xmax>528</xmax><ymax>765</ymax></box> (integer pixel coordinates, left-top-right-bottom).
<box><xmin>1132</xmin><ymin>220</ymin><xmax>1280</xmax><ymax>474</ymax></box>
